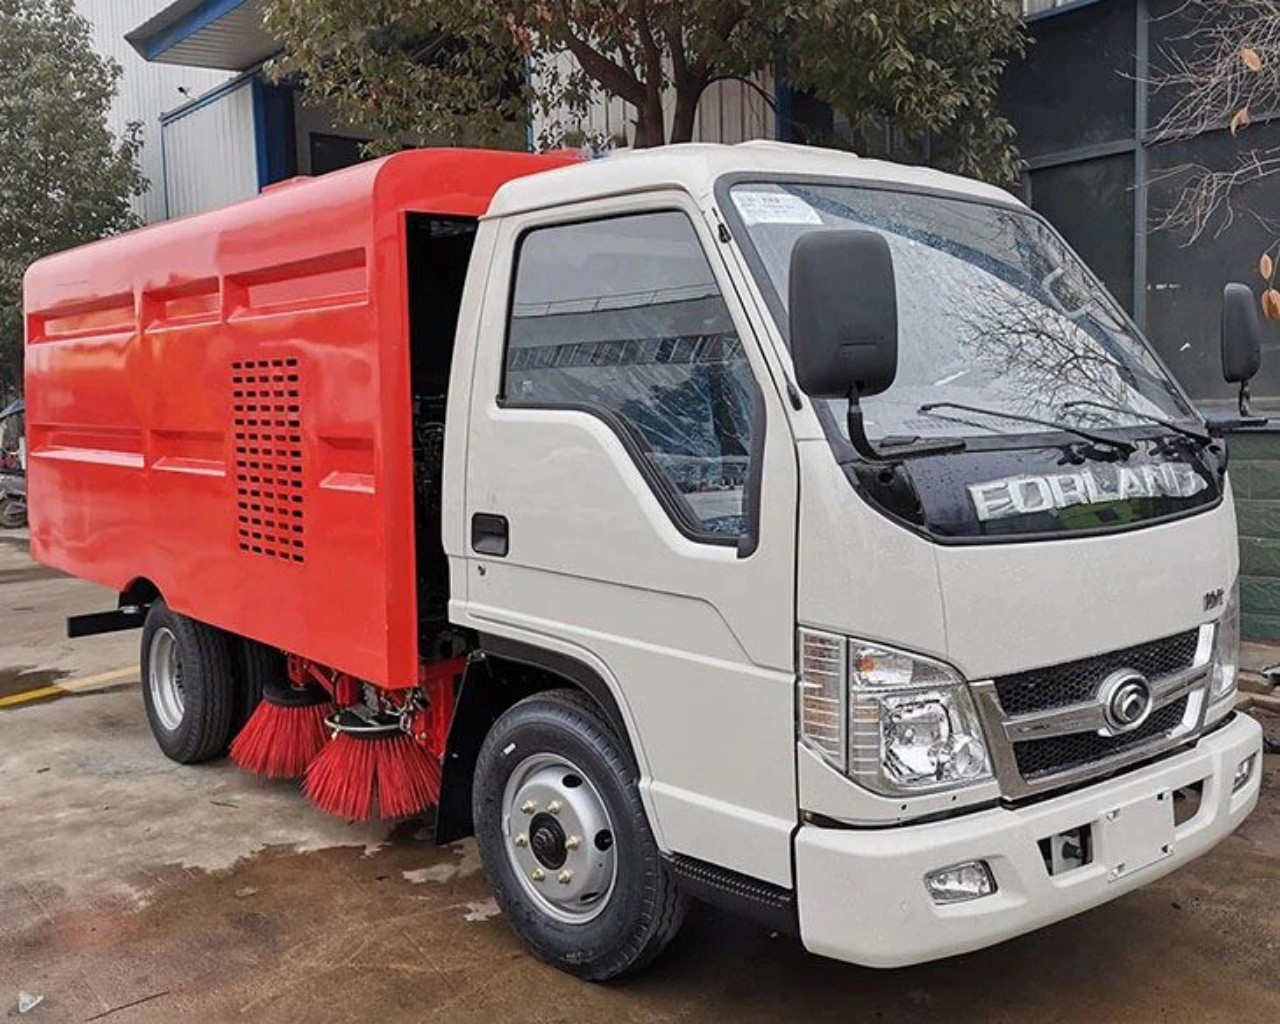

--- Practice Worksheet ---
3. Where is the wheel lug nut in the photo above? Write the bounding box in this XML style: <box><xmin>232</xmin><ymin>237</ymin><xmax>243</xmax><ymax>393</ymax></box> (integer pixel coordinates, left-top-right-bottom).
<box><xmin>520</xmin><ymin>800</ymin><xmax>536</xmax><ymax>814</ymax></box>
<box><xmin>557</xmin><ymin>870</ymin><xmax>573</xmax><ymax>884</ymax></box>
<box><xmin>531</xmin><ymin>868</ymin><xmax>545</xmax><ymax>882</ymax></box>
<box><xmin>547</xmin><ymin>800</ymin><xmax>562</xmax><ymax>814</ymax></box>
<box><xmin>514</xmin><ymin>833</ymin><xmax>528</xmax><ymax>848</ymax></box>
<box><xmin>565</xmin><ymin>835</ymin><xmax>581</xmax><ymax>851</ymax></box>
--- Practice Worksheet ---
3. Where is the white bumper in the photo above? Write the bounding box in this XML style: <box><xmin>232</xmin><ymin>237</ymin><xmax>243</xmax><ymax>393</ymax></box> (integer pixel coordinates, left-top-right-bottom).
<box><xmin>794</xmin><ymin>713</ymin><xmax>1263</xmax><ymax>968</ymax></box>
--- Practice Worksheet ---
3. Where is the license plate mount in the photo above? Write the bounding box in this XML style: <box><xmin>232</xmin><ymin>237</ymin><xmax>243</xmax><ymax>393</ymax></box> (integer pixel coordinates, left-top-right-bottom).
<box><xmin>1100</xmin><ymin>789</ymin><xmax>1176</xmax><ymax>882</ymax></box>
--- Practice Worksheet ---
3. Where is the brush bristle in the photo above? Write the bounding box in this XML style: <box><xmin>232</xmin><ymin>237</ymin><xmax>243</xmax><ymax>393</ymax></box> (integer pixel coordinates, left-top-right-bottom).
<box><xmin>230</xmin><ymin>700</ymin><xmax>334</xmax><ymax>779</ymax></box>
<box><xmin>303</xmin><ymin>733</ymin><xmax>441</xmax><ymax>821</ymax></box>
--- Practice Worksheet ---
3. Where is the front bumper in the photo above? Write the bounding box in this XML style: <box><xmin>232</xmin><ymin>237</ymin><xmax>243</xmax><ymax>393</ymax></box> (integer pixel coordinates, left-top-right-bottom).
<box><xmin>794</xmin><ymin>713</ymin><xmax>1263</xmax><ymax>968</ymax></box>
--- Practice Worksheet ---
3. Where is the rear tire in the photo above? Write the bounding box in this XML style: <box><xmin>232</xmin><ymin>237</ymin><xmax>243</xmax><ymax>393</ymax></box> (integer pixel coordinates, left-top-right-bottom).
<box><xmin>473</xmin><ymin>689</ymin><xmax>687</xmax><ymax>980</ymax></box>
<box><xmin>140</xmin><ymin>600</ymin><xmax>236</xmax><ymax>764</ymax></box>
<box><xmin>232</xmin><ymin>637</ymin><xmax>285</xmax><ymax>732</ymax></box>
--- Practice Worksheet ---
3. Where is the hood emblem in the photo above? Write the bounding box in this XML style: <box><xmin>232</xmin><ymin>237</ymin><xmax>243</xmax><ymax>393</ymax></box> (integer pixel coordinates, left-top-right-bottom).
<box><xmin>1099</xmin><ymin>669</ymin><xmax>1154</xmax><ymax>735</ymax></box>
<box><xmin>968</xmin><ymin>464</ymin><xmax>1206</xmax><ymax>522</ymax></box>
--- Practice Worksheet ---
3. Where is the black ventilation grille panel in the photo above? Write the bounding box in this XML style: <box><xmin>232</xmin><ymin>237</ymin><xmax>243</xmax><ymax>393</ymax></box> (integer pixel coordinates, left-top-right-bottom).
<box><xmin>994</xmin><ymin>630</ymin><xmax>1199</xmax><ymax>718</ymax></box>
<box><xmin>232</xmin><ymin>358</ymin><xmax>304</xmax><ymax>563</ymax></box>
<box><xmin>1013</xmin><ymin>697</ymin><xmax>1190</xmax><ymax>780</ymax></box>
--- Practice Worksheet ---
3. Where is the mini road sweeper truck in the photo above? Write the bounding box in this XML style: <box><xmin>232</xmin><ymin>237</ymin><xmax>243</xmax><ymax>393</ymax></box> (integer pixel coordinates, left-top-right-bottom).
<box><xmin>24</xmin><ymin>143</ymin><xmax>1266</xmax><ymax>979</ymax></box>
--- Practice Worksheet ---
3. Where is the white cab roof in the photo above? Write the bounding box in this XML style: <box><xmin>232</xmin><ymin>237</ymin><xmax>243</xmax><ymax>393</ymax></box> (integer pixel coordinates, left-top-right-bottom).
<box><xmin>486</xmin><ymin>141</ymin><xmax>1023</xmax><ymax>219</ymax></box>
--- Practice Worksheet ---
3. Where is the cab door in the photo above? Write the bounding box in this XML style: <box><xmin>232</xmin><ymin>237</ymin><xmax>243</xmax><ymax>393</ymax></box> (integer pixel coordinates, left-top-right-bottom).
<box><xmin>459</xmin><ymin>194</ymin><xmax>799</xmax><ymax>886</ymax></box>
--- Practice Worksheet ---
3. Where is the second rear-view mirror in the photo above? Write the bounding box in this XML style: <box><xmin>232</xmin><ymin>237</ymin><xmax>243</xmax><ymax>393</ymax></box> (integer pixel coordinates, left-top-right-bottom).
<box><xmin>1222</xmin><ymin>282</ymin><xmax>1265</xmax><ymax>419</ymax></box>
<box><xmin>1222</xmin><ymin>282</ymin><xmax>1263</xmax><ymax>385</ymax></box>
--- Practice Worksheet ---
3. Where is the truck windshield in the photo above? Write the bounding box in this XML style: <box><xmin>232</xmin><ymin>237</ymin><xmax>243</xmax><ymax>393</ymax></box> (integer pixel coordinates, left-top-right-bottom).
<box><xmin>728</xmin><ymin>182</ymin><xmax>1196</xmax><ymax>445</ymax></box>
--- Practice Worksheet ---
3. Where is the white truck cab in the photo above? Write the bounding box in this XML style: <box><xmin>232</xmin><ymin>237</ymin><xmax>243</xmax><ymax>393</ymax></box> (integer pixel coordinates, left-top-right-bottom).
<box><xmin>446</xmin><ymin>143</ymin><xmax>1264</xmax><ymax>972</ymax></box>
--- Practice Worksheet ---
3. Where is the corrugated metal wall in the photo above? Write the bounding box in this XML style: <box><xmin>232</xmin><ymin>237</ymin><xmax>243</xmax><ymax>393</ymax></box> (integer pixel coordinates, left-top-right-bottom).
<box><xmin>532</xmin><ymin>54</ymin><xmax>775</xmax><ymax>147</ymax></box>
<box><xmin>161</xmin><ymin>78</ymin><xmax>259</xmax><ymax>218</ymax></box>
<box><xmin>76</xmin><ymin>0</ymin><xmax>231</xmax><ymax>223</ymax></box>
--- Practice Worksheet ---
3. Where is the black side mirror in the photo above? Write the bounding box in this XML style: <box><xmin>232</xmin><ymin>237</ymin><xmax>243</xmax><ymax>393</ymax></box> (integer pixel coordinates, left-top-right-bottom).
<box><xmin>789</xmin><ymin>229</ymin><xmax>899</xmax><ymax>400</ymax></box>
<box><xmin>1222</xmin><ymin>282</ymin><xmax>1263</xmax><ymax>416</ymax></box>
<box><xmin>788</xmin><ymin>230</ymin><xmax>961</xmax><ymax>463</ymax></box>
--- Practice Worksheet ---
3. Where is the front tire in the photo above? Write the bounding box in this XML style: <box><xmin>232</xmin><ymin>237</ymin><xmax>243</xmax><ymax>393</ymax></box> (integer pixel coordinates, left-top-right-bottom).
<box><xmin>140</xmin><ymin>600</ymin><xmax>236</xmax><ymax>764</ymax></box>
<box><xmin>473</xmin><ymin>690</ymin><xmax>687</xmax><ymax>980</ymax></box>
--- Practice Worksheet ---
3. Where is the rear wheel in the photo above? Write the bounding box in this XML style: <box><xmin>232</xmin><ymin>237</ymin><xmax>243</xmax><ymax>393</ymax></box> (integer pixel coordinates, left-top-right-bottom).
<box><xmin>473</xmin><ymin>690</ymin><xmax>687</xmax><ymax>980</ymax></box>
<box><xmin>140</xmin><ymin>600</ymin><xmax>236</xmax><ymax>763</ymax></box>
<box><xmin>232</xmin><ymin>637</ymin><xmax>285</xmax><ymax>732</ymax></box>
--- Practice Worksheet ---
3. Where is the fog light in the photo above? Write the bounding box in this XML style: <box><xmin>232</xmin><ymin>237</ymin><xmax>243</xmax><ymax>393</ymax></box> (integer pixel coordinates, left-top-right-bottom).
<box><xmin>925</xmin><ymin>861</ymin><xmax>996</xmax><ymax>905</ymax></box>
<box><xmin>1233</xmin><ymin>753</ymin><xmax>1257</xmax><ymax>793</ymax></box>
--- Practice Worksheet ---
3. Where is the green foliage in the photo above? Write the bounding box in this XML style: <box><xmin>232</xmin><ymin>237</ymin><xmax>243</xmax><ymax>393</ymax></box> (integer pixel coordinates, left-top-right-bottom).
<box><xmin>263</xmin><ymin>0</ymin><xmax>529</xmax><ymax>153</ymax></box>
<box><xmin>265</xmin><ymin>0</ymin><xmax>1025</xmax><ymax>181</ymax></box>
<box><xmin>0</xmin><ymin>0</ymin><xmax>144</xmax><ymax>399</ymax></box>
<box><xmin>787</xmin><ymin>1</ymin><xmax>1026</xmax><ymax>185</ymax></box>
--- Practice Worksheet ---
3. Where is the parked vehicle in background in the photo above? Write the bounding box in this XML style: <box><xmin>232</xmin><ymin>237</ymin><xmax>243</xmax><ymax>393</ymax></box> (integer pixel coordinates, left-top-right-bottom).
<box><xmin>0</xmin><ymin>473</ymin><xmax>27</xmax><ymax>529</ymax></box>
<box><xmin>22</xmin><ymin>144</ymin><xmax>1266</xmax><ymax>979</ymax></box>
<box><xmin>0</xmin><ymin>398</ymin><xmax>25</xmax><ymax>528</ymax></box>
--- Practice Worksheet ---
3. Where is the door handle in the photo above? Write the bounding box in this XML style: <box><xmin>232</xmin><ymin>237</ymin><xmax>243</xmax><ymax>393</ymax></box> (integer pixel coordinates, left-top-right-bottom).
<box><xmin>471</xmin><ymin>513</ymin><xmax>509</xmax><ymax>557</ymax></box>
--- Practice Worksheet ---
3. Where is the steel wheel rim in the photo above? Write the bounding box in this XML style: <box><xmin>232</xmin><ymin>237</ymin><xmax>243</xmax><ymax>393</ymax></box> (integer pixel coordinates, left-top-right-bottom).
<box><xmin>501</xmin><ymin>752</ymin><xmax>618</xmax><ymax>924</ymax></box>
<box><xmin>148</xmin><ymin>627</ymin><xmax>184</xmax><ymax>732</ymax></box>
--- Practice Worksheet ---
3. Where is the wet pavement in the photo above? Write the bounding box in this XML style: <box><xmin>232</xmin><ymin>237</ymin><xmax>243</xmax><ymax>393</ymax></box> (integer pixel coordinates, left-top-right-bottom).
<box><xmin>1</xmin><ymin>534</ymin><xmax>1279</xmax><ymax>1022</ymax></box>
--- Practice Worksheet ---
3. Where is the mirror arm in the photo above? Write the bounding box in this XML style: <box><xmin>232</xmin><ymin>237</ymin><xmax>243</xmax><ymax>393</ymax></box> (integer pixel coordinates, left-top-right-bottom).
<box><xmin>845</xmin><ymin>392</ymin><xmax>966</xmax><ymax>464</ymax></box>
<box><xmin>845</xmin><ymin>397</ymin><xmax>896</xmax><ymax>464</ymax></box>
<box><xmin>1239</xmin><ymin>380</ymin><xmax>1254</xmax><ymax>419</ymax></box>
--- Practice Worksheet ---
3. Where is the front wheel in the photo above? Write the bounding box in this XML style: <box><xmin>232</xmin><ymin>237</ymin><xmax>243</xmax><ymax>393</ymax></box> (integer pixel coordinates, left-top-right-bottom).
<box><xmin>472</xmin><ymin>690</ymin><xmax>687</xmax><ymax>980</ymax></box>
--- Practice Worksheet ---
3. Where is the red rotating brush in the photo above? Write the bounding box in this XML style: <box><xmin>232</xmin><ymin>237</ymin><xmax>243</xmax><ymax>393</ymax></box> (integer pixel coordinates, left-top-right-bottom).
<box><xmin>230</xmin><ymin>679</ymin><xmax>334</xmax><ymax>779</ymax></box>
<box><xmin>303</xmin><ymin>710</ymin><xmax>442</xmax><ymax>821</ymax></box>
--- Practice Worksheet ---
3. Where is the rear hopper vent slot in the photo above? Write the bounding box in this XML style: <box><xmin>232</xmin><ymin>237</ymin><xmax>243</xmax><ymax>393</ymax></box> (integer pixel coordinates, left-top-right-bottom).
<box><xmin>232</xmin><ymin>358</ymin><xmax>305</xmax><ymax>563</ymax></box>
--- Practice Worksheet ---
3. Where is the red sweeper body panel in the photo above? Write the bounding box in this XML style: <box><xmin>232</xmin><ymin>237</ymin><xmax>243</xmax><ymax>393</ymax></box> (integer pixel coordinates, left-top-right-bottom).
<box><xmin>22</xmin><ymin>149</ymin><xmax>575</xmax><ymax>688</ymax></box>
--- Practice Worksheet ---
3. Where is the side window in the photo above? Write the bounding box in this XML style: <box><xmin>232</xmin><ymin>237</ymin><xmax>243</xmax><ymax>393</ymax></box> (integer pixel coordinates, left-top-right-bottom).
<box><xmin>504</xmin><ymin>210</ymin><xmax>761</xmax><ymax>542</ymax></box>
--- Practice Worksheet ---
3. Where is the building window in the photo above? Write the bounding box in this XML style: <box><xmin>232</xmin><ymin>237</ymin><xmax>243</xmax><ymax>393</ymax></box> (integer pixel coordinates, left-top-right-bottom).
<box><xmin>504</xmin><ymin>211</ymin><xmax>762</xmax><ymax>542</ymax></box>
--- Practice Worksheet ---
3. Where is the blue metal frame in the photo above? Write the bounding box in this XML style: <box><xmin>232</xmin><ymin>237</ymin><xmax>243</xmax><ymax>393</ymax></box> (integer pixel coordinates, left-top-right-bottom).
<box><xmin>137</xmin><ymin>0</ymin><xmax>250</xmax><ymax>62</ymax></box>
<box><xmin>773</xmin><ymin>68</ymin><xmax>793</xmax><ymax>142</ymax></box>
<box><xmin>251</xmin><ymin>76</ymin><xmax>294</xmax><ymax>187</ymax></box>
<box><xmin>523</xmin><ymin>57</ymin><xmax>535</xmax><ymax>152</ymax></box>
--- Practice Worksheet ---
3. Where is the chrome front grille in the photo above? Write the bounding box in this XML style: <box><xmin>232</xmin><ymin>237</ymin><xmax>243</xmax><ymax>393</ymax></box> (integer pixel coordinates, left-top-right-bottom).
<box><xmin>972</xmin><ymin>626</ymin><xmax>1214</xmax><ymax>799</ymax></box>
<box><xmin>1013</xmin><ymin>696</ymin><xmax>1189</xmax><ymax>779</ymax></box>
<box><xmin>993</xmin><ymin>630</ymin><xmax>1200</xmax><ymax>717</ymax></box>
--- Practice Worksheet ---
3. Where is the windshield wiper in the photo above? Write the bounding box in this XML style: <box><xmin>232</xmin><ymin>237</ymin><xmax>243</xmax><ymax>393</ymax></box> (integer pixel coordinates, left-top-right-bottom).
<box><xmin>917</xmin><ymin>402</ymin><xmax>1137</xmax><ymax>455</ymax></box>
<box><xmin>1059</xmin><ymin>399</ymin><xmax>1211</xmax><ymax>445</ymax></box>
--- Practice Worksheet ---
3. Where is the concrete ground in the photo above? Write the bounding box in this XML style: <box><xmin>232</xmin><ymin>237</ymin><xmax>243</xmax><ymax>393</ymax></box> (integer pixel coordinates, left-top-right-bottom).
<box><xmin>1</xmin><ymin>530</ymin><xmax>1279</xmax><ymax>1023</ymax></box>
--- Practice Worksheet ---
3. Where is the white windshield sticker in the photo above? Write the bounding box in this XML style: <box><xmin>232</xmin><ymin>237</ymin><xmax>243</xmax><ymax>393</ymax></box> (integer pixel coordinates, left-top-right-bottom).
<box><xmin>732</xmin><ymin>190</ymin><xmax>823</xmax><ymax>226</ymax></box>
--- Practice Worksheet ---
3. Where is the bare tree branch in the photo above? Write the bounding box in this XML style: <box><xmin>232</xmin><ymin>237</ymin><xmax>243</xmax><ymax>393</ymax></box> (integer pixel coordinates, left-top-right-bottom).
<box><xmin>1147</xmin><ymin>0</ymin><xmax>1280</xmax><ymax>247</ymax></box>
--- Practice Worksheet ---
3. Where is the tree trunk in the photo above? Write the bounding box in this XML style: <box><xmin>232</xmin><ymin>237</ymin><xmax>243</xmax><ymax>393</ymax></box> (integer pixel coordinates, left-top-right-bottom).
<box><xmin>671</xmin><ymin>80</ymin><xmax>704</xmax><ymax>144</ymax></box>
<box><xmin>633</xmin><ymin>82</ymin><xmax>667</xmax><ymax>148</ymax></box>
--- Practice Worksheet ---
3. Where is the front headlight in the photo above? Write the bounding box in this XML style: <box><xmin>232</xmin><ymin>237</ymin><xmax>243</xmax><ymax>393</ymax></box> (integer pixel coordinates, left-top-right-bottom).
<box><xmin>1207</xmin><ymin>578</ymin><xmax>1240</xmax><ymax>718</ymax></box>
<box><xmin>799</xmin><ymin>630</ymin><xmax>992</xmax><ymax>795</ymax></box>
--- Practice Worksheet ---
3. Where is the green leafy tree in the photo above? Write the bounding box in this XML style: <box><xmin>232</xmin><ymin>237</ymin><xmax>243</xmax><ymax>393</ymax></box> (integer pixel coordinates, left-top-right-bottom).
<box><xmin>0</xmin><ymin>0</ymin><xmax>145</xmax><ymax>400</ymax></box>
<box><xmin>264</xmin><ymin>0</ymin><xmax>1024</xmax><ymax>181</ymax></box>
<box><xmin>787</xmin><ymin>1</ymin><xmax>1026</xmax><ymax>186</ymax></box>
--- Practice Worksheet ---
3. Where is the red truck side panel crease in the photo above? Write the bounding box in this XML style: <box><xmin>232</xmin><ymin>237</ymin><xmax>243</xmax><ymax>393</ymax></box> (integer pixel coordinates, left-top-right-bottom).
<box><xmin>23</xmin><ymin>149</ymin><xmax>579</xmax><ymax>688</ymax></box>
